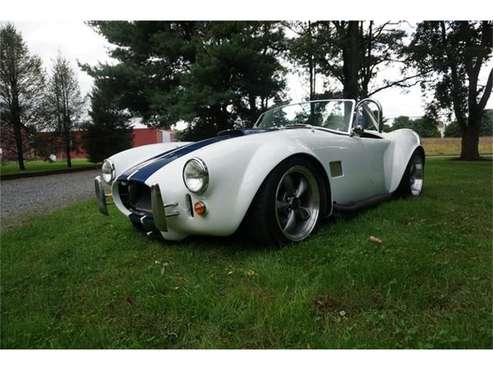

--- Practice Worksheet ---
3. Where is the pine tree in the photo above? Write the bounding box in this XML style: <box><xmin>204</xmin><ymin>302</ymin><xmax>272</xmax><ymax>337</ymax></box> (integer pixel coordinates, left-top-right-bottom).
<box><xmin>83</xmin><ymin>21</ymin><xmax>287</xmax><ymax>139</ymax></box>
<box><xmin>83</xmin><ymin>81</ymin><xmax>132</xmax><ymax>163</ymax></box>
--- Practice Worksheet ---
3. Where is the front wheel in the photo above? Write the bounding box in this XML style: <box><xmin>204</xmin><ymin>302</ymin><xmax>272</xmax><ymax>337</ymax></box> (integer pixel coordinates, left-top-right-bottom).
<box><xmin>243</xmin><ymin>157</ymin><xmax>327</xmax><ymax>245</ymax></box>
<box><xmin>396</xmin><ymin>149</ymin><xmax>425</xmax><ymax>197</ymax></box>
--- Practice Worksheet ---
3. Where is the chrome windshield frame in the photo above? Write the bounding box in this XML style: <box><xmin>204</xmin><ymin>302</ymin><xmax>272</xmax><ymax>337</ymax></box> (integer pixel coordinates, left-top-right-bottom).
<box><xmin>254</xmin><ymin>99</ymin><xmax>356</xmax><ymax>135</ymax></box>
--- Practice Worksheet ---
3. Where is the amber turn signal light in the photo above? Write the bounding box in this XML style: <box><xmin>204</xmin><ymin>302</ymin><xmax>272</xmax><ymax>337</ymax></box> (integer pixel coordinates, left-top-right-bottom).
<box><xmin>194</xmin><ymin>201</ymin><xmax>207</xmax><ymax>216</ymax></box>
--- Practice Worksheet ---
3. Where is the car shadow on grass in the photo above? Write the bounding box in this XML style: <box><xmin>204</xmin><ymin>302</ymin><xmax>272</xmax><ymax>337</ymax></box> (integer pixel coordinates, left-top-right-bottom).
<box><xmin>124</xmin><ymin>191</ymin><xmax>418</xmax><ymax>256</ymax></box>
<box><xmin>149</xmin><ymin>206</ymin><xmax>379</xmax><ymax>253</ymax></box>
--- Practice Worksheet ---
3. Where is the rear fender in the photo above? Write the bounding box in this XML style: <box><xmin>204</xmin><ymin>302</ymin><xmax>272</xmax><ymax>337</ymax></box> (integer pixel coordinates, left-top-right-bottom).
<box><xmin>383</xmin><ymin>129</ymin><xmax>424</xmax><ymax>193</ymax></box>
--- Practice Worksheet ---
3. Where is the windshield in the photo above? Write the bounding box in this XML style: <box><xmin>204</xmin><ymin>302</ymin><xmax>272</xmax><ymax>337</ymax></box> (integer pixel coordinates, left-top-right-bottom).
<box><xmin>255</xmin><ymin>100</ymin><xmax>355</xmax><ymax>133</ymax></box>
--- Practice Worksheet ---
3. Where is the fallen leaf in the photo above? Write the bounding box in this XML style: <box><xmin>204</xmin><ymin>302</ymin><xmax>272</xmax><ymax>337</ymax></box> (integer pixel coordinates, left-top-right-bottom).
<box><xmin>246</xmin><ymin>270</ymin><xmax>256</xmax><ymax>277</ymax></box>
<box><xmin>126</xmin><ymin>296</ymin><xmax>135</xmax><ymax>305</ymax></box>
<box><xmin>369</xmin><ymin>235</ymin><xmax>383</xmax><ymax>245</ymax></box>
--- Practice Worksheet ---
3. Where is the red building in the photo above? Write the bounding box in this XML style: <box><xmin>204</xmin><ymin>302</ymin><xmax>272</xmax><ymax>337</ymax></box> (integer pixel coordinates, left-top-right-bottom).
<box><xmin>0</xmin><ymin>124</ymin><xmax>35</xmax><ymax>161</ymax></box>
<box><xmin>0</xmin><ymin>127</ymin><xmax>174</xmax><ymax>161</ymax></box>
<box><xmin>132</xmin><ymin>128</ymin><xmax>174</xmax><ymax>147</ymax></box>
<box><xmin>58</xmin><ymin>128</ymin><xmax>174</xmax><ymax>159</ymax></box>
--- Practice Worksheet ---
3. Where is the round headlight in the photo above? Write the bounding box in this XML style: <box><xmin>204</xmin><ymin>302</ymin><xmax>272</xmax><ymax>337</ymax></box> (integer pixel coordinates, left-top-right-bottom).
<box><xmin>183</xmin><ymin>158</ymin><xmax>209</xmax><ymax>194</ymax></box>
<box><xmin>102</xmin><ymin>159</ymin><xmax>115</xmax><ymax>184</ymax></box>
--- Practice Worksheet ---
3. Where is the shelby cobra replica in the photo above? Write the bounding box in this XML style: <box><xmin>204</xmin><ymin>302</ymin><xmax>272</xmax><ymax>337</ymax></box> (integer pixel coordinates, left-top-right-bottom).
<box><xmin>95</xmin><ymin>99</ymin><xmax>424</xmax><ymax>244</ymax></box>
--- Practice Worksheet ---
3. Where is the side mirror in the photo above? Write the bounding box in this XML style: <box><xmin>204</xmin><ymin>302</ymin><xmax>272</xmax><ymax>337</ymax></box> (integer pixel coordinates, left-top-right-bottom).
<box><xmin>351</xmin><ymin>124</ymin><xmax>365</xmax><ymax>137</ymax></box>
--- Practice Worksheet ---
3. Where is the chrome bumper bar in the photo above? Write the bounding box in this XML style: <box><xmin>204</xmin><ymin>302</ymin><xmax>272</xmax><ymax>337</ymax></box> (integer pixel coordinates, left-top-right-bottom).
<box><xmin>150</xmin><ymin>184</ymin><xmax>180</xmax><ymax>232</ymax></box>
<box><xmin>95</xmin><ymin>176</ymin><xmax>178</xmax><ymax>233</ymax></box>
<box><xmin>150</xmin><ymin>184</ymin><xmax>167</xmax><ymax>232</ymax></box>
<box><xmin>95</xmin><ymin>176</ymin><xmax>111</xmax><ymax>215</ymax></box>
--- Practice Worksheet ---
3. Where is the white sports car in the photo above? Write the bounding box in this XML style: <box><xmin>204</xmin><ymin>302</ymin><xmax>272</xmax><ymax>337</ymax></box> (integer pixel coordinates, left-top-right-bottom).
<box><xmin>95</xmin><ymin>99</ymin><xmax>424</xmax><ymax>244</ymax></box>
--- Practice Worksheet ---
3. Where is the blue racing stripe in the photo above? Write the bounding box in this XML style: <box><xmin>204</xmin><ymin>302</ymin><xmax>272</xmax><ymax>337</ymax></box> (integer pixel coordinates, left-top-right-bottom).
<box><xmin>117</xmin><ymin>135</ymin><xmax>232</xmax><ymax>183</ymax></box>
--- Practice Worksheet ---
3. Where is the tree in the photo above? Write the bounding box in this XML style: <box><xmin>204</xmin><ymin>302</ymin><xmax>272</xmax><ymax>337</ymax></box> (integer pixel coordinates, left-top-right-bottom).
<box><xmin>83</xmin><ymin>21</ymin><xmax>287</xmax><ymax>140</ymax></box>
<box><xmin>444</xmin><ymin>121</ymin><xmax>461</xmax><ymax>138</ymax></box>
<box><xmin>391</xmin><ymin>115</ymin><xmax>441</xmax><ymax>137</ymax></box>
<box><xmin>480</xmin><ymin>109</ymin><xmax>493</xmax><ymax>136</ymax></box>
<box><xmin>82</xmin><ymin>80</ymin><xmax>133</xmax><ymax>163</ymax></box>
<box><xmin>46</xmin><ymin>55</ymin><xmax>84</xmax><ymax>167</ymax></box>
<box><xmin>178</xmin><ymin>22</ymin><xmax>286</xmax><ymax>137</ymax></box>
<box><xmin>312</xmin><ymin>21</ymin><xmax>420</xmax><ymax>100</ymax></box>
<box><xmin>445</xmin><ymin>110</ymin><xmax>493</xmax><ymax>137</ymax></box>
<box><xmin>406</xmin><ymin>21</ymin><xmax>493</xmax><ymax>160</ymax></box>
<box><xmin>286</xmin><ymin>21</ymin><xmax>325</xmax><ymax>100</ymax></box>
<box><xmin>0</xmin><ymin>23</ymin><xmax>46</xmax><ymax>170</ymax></box>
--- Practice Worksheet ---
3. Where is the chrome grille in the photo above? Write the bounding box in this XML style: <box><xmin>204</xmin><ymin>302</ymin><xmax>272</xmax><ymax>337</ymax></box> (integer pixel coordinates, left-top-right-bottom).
<box><xmin>118</xmin><ymin>181</ymin><xmax>152</xmax><ymax>214</ymax></box>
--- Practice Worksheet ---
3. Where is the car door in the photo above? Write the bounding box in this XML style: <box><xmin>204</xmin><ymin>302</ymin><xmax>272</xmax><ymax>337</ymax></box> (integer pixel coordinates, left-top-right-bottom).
<box><xmin>309</xmin><ymin>130</ymin><xmax>374</xmax><ymax>204</ymax></box>
<box><xmin>303</xmin><ymin>100</ymin><xmax>376</xmax><ymax>204</ymax></box>
<box><xmin>354</xmin><ymin>103</ymin><xmax>390</xmax><ymax>196</ymax></box>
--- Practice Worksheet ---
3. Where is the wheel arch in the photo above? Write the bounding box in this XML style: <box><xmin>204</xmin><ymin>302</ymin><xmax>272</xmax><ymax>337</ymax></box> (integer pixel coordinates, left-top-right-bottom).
<box><xmin>289</xmin><ymin>153</ymin><xmax>332</xmax><ymax>217</ymax></box>
<box><xmin>415</xmin><ymin>145</ymin><xmax>426</xmax><ymax>163</ymax></box>
<box><xmin>394</xmin><ymin>144</ymin><xmax>425</xmax><ymax>192</ymax></box>
<box><xmin>383</xmin><ymin>129</ymin><xmax>425</xmax><ymax>193</ymax></box>
<box><xmin>237</xmin><ymin>152</ymin><xmax>333</xmax><ymax>231</ymax></box>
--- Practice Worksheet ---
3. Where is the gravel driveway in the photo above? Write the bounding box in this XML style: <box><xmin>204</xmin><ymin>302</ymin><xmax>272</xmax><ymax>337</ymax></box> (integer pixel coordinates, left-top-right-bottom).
<box><xmin>1</xmin><ymin>169</ymin><xmax>99</xmax><ymax>229</ymax></box>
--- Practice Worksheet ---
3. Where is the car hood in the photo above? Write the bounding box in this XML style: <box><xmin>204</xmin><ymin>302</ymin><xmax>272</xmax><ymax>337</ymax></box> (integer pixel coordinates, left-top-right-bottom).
<box><xmin>117</xmin><ymin>128</ymin><xmax>278</xmax><ymax>183</ymax></box>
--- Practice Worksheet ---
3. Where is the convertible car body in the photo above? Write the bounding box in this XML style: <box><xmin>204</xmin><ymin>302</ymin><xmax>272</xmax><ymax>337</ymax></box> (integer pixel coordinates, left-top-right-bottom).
<box><xmin>95</xmin><ymin>99</ymin><xmax>425</xmax><ymax>244</ymax></box>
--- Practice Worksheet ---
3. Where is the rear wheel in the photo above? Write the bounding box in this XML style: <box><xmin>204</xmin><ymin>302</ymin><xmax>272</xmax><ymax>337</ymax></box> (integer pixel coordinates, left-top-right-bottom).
<box><xmin>396</xmin><ymin>149</ymin><xmax>425</xmax><ymax>197</ymax></box>
<box><xmin>244</xmin><ymin>157</ymin><xmax>327</xmax><ymax>245</ymax></box>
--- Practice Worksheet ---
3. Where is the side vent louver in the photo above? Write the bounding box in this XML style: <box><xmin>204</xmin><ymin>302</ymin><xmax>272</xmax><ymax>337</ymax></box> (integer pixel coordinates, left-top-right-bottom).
<box><xmin>329</xmin><ymin>161</ymin><xmax>343</xmax><ymax>177</ymax></box>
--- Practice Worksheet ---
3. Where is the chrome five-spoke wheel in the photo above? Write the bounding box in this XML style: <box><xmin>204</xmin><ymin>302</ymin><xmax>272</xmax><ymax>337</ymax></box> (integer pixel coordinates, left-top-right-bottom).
<box><xmin>409</xmin><ymin>153</ymin><xmax>424</xmax><ymax>196</ymax></box>
<box><xmin>396</xmin><ymin>149</ymin><xmax>425</xmax><ymax>197</ymax></box>
<box><xmin>244</xmin><ymin>157</ymin><xmax>326</xmax><ymax>245</ymax></box>
<box><xmin>274</xmin><ymin>165</ymin><xmax>320</xmax><ymax>241</ymax></box>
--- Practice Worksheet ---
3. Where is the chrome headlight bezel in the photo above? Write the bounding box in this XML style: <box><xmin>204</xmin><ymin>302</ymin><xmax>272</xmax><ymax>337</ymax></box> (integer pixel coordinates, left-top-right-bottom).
<box><xmin>102</xmin><ymin>159</ymin><xmax>115</xmax><ymax>184</ymax></box>
<box><xmin>182</xmin><ymin>158</ymin><xmax>209</xmax><ymax>194</ymax></box>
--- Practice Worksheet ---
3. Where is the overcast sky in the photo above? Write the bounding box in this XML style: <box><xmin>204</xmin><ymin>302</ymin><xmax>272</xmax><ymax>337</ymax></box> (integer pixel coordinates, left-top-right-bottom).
<box><xmin>10</xmin><ymin>21</ymin><xmax>493</xmax><ymax>125</ymax></box>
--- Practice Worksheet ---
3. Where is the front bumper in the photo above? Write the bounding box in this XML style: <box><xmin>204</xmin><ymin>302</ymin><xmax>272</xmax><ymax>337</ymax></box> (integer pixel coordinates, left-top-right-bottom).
<box><xmin>94</xmin><ymin>176</ymin><xmax>110</xmax><ymax>215</ymax></box>
<box><xmin>95</xmin><ymin>176</ymin><xmax>178</xmax><ymax>233</ymax></box>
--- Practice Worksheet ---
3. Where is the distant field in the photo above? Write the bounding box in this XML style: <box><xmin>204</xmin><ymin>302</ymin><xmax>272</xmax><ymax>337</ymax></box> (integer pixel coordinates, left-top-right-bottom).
<box><xmin>0</xmin><ymin>159</ymin><xmax>97</xmax><ymax>176</ymax></box>
<box><xmin>421</xmin><ymin>137</ymin><xmax>493</xmax><ymax>156</ymax></box>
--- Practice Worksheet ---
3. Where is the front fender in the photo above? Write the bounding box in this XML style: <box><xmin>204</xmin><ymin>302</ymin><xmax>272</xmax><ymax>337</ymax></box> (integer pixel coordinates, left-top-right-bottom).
<box><xmin>233</xmin><ymin>140</ymin><xmax>320</xmax><ymax>226</ymax></box>
<box><xmin>145</xmin><ymin>133</ymin><xmax>326</xmax><ymax>238</ymax></box>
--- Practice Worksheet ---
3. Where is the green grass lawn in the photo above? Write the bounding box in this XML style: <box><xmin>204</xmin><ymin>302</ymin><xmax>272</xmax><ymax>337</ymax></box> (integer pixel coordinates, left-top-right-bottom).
<box><xmin>0</xmin><ymin>159</ymin><xmax>97</xmax><ymax>176</ymax></box>
<box><xmin>1</xmin><ymin>158</ymin><xmax>492</xmax><ymax>349</ymax></box>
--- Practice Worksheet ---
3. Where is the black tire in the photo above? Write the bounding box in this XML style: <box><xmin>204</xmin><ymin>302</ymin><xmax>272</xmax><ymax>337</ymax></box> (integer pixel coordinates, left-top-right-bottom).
<box><xmin>243</xmin><ymin>156</ymin><xmax>328</xmax><ymax>246</ymax></box>
<box><xmin>395</xmin><ymin>148</ymin><xmax>425</xmax><ymax>197</ymax></box>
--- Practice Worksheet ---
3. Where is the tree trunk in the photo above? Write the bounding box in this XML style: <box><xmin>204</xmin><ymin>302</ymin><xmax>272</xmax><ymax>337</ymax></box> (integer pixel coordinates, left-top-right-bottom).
<box><xmin>212</xmin><ymin>105</ymin><xmax>230</xmax><ymax>133</ymax></box>
<box><xmin>460</xmin><ymin>123</ymin><xmax>480</xmax><ymax>160</ymax></box>
<box><xmin>10</xmin><ymin>91</ymin><xmax>26</xmax><ymax>170</ymax></box>
<box><xmin>342</xmin><ymin>21</ymin><xmax>361</xmax><ymax>99</ymax></box>
<box><xmin>64</xmin><ymin>131</ymin><xmax>72</xmax><ymax>168</ymax></box>
<box><xmin>13</xmin><ymin>120</ymin><xmax>25</xmax><ymax>171</ymax></box>
<box><xmin>247</xmin><ymin>95</ymin><xmax>257</xmax><ymax>127</ymax></box>
<box><xmin>308</xmin><ymin>21</ymin><xmax>315</xmax><ymax>100</ymax></box>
